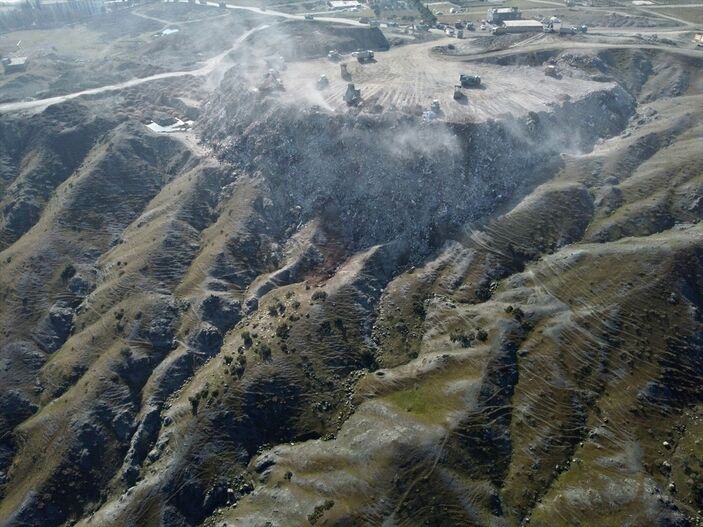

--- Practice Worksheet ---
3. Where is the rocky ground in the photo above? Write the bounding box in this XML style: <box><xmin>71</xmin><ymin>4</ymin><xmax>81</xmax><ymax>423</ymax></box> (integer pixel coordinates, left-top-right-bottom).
<box><xmin>0</xmin><ymin>4</ymin><xmax>702</xmax><ymax>527</ymax></box>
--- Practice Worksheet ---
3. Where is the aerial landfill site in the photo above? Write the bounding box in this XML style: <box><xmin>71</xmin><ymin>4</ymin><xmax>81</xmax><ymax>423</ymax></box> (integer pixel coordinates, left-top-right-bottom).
<box><xmin>0</xmin><ymin>0</ymin><xmax>701</xmax><ymax>525</ymax></box>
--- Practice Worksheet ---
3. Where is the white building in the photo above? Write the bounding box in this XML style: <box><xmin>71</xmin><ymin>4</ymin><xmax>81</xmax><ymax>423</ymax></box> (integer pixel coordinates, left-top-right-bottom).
<box><xmin>502</xmin><ymin>20</ymin><xmax>545</xmax><ymax>33</ymax></box>
<box><xmin>328</xmin><ymin>0</ymin><xmax>362</xmax><ymax>8</ymax></box>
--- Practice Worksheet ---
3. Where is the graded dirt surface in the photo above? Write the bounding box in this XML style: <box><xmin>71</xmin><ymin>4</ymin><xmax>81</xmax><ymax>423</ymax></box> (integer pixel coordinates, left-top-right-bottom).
<box><xmin>281</xmin><ymin>35</ymin><xmax>616</xmax><ymax>122</ymax></box>
<box><xmin>0</xmin><ymin>2</ymin><xmax>702</xmax><ymax>527</ymax></box>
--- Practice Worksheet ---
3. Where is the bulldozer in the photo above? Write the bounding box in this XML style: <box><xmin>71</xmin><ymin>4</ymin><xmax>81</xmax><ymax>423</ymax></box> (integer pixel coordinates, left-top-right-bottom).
<box><xmin>258</xmin><ymin>69</ymin><xmax>284</xmax><ymax>94</ymax></box>
<box><xmin>317</xmin><ymin>74</ymin><xmax>329</xmax><ymax>90</ymax></box>
<box><xmin>343</xmin><ymin>83</ymin><xmax>361</xmax><ymax>106</ymax></box>
<box><xmin>544</xmin><ymin>64</ymin><xmax>560</xmax><ymax>78</ymax></box>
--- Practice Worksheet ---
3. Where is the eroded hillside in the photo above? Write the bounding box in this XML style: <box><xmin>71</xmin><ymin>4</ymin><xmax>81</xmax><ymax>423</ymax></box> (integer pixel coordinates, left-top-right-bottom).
<box><xmin>0</xmin><ymin>6</ymin><xmax>702</xmax><ymax>527</ymax></box>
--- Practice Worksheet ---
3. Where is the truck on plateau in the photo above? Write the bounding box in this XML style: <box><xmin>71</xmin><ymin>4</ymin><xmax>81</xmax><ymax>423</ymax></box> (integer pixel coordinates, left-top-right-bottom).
<box><xmin>459</xmin><ymin>74</ymin><xmax>481</xmax><ymax>88</ymax></box>
<box><xmin>352</xmin><ymin>49</ymin><xmax>374</xmax><ymax>63</ymax></box>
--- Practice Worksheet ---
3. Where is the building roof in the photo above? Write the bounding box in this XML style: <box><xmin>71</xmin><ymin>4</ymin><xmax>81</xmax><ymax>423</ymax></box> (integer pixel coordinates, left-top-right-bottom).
<box><xmin>492</xmin><ymin>7</ymin><xmax>520</xmax><ymax>13</ymax></box>
<box><xmin>328</xmin><ymin>0</ymin><xmax>362</xmax><ymax>7</ymax></box>
<box><xmin>503</xmin><ymin>20</ymin><xmax>543</xmax><ymax>27</ymax></box>
<box><xmin>5</xmin><ymin>57</ymin><xmax>28</xmax><ymax>65</ymax></box>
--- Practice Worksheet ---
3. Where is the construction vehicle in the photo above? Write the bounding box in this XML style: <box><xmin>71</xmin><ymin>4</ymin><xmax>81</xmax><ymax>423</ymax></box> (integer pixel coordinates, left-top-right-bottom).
<box><xmin>328</xmin><ymin>50</ymin><xmax>341</xmax><ymax>61</ymax></box>
<box><xmin>459</xmin><ymin>74</ymin><xmax>481</xmax><ymax>88</ymax></box>
<box><xmin>317</xmin><ymin>74</ymin><xmax>329</xmax><ymax>90</ymax></box>
<box><xmin>352</xmin><ymin>49</ymin><xmax>374</xmax><ymax>63</ymax></box>
<box><xmin>430</xmin><ymin>99</ymin><xmax>440</xmax><ymax>113</ymax></box>
<box><xmin>453</xmin><ymin>85</ymin><xmax>464</xmax><ymax>100</ymax></box>
<box><xmin>456</xmin><ymin>29</ymin><xmax>464</xmax><ymax>38</ymax></box>
<box><xmin>579</xmin><ymin>24</ymin><xmax>588</xmax><ymax>33</ymax></box>
<box><xmin>259</xmin><ymin>69</ymin><xmax>284</xmax><ymax>93</ymax></box>
<box><xmin>340</xmin><ymin>63</ymin><xmax>351</xmax><ymax>80</ymax></box>
<box><xmin>544</xmin><ymin>64</ymin><xmax>559</xmax><ymax>78</ymax></box>
<box><xmin>343</xmin><ymin>83</ymin><xmax>361</xmax><ymax>105</ymax></box>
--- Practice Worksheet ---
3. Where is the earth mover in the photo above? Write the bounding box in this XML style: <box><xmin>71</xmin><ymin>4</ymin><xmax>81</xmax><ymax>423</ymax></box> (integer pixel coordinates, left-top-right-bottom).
<box><xmin>459</xmin><ymin>74</ymin><xmax>481</xmax><ymax>88</ymax></box>
<box><xmin>340</xmin><ymin>63</ymin><xmax>351</xmax><ymax>80</ymax></box>
<box><xmin>343</xmin><ymin>83</ymin><xmax>361</xmax><ymax>105</ymax></box>
<box><xmin>544</xmin><ymin>64</ymin><xmax>559</xmax><ymax>78</ymax></box>
<box><xmin>352</xmin><ymin>50</ymin><xmax>374</xmax><ymax>63</ymax></box>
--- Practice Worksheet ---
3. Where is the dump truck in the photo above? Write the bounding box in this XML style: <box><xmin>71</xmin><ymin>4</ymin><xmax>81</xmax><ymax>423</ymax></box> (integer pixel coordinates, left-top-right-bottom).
<box><xmin>317</xmin><ymin>74</ymin><xmax>329</xmax><ymax>90</ymax></box>
<box><xmin>459</xmin><ymin>74</ymin><xmax>481</xmax><ymax>88</ymax></box>
<box><xmin>344</xmin><ymin>83</ymin><xmax>361</xmax><ymax>105</ymax></box>
<box><xmin>352</xmin><ymin>49</ymin><xmax>374</xmax><ymax>63</ymax></box>
<box><xmin>340</xmin><ymin>63</ymin><xmax>351</xmax><ymax>80</ymax></box>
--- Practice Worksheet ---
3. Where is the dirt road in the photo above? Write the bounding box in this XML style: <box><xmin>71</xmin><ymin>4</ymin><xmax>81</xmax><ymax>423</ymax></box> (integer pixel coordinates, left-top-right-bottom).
<box><xmin>0</xmin><ymin>24</ymin><xmax>268</xmax><ymax>113</ymax></box>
